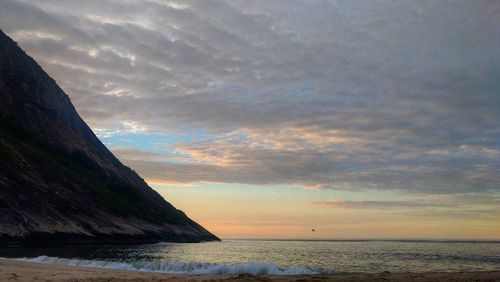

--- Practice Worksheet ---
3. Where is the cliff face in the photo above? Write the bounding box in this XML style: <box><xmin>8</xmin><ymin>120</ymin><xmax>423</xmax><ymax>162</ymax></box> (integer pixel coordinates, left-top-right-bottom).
<box><xmin>0</xmin><ymin>29</ymin><xmax>219</xmax><ymax>244</ymax></box>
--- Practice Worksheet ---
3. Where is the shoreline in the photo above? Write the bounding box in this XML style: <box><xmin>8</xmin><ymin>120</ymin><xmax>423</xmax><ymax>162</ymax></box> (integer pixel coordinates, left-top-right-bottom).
<box><xmin>1</xmin><ymin>259</ymin><xmax>499</xmax><ymax>281</ymax></box>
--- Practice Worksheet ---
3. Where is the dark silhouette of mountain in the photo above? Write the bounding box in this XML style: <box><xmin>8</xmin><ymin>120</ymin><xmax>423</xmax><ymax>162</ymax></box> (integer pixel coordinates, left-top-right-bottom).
<box><xmin>0</xmin><ymin>29</ymin><xmax>219</xmax><ymax>244</ymax></box>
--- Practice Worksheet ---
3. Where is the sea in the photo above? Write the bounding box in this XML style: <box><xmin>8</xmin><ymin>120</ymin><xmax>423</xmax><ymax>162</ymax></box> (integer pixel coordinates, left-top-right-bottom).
<box><xmin>1</xmin><ymin>240</ymin><xmax>499</xmax><ymax>275</ymax></box>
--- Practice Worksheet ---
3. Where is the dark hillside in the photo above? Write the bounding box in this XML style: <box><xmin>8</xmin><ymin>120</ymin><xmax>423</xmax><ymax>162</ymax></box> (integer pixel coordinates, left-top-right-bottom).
<box><xmin>0</xmin><ymin>29</ymin><xmax>219</xmax><ymax>244</ymax></box>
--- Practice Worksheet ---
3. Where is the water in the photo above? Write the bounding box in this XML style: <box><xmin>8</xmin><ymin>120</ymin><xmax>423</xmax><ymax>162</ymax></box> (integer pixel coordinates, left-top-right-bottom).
<box><xmin>1</xmin><ymin>240</ymin><xmax>499</xmax><ymax>275</ymax></box>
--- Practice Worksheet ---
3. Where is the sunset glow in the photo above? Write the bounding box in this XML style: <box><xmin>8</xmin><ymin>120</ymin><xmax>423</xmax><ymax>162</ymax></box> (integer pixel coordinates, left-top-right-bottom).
<box><xmin>1</xmin><ymin>0</ymin><xmax>498</xmax><ymax>240</ymax></box>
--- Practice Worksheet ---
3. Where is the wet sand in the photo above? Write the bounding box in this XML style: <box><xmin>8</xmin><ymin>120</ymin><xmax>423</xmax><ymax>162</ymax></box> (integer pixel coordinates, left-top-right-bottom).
<box><xmin>1</xmin><ymin>259</ymin><xmax>499</xmax><ymax>281</ymax></box>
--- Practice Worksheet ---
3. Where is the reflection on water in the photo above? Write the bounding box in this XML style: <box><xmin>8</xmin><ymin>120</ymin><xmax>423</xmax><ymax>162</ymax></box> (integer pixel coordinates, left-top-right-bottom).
<box><xmin>1</xmin><ymin>240</ymin><xmax>499</xmax><ymax>273</ymax></box>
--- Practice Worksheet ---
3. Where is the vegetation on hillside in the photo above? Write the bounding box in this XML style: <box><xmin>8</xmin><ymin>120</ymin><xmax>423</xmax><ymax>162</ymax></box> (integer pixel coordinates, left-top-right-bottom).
<box><xmin>0</xmin><ymin>118</ymin><xmax>187</xmax><ymax>224</ymax></box>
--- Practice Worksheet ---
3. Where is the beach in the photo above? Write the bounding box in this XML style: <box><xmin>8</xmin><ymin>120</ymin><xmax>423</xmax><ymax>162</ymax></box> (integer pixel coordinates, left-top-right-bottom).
<box><xmin>1</xmin><ymin>259</ymin><xmax>499</xmax><ymax>282</ymax></box>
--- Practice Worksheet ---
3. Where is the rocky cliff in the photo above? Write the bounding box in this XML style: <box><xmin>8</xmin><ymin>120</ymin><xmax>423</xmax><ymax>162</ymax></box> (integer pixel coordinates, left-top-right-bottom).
<box><xmin>0</xmin><ymin>29</ymin><xmax>219</xmax><ymax>244</ymax></box>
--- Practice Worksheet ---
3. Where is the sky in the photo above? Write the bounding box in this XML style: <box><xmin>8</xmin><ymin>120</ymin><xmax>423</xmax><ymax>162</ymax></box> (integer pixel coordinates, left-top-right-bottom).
<box><xmin>1</xmin><ymin>0</ymin><xmax>499</xmax><ymax>240</ymax></box>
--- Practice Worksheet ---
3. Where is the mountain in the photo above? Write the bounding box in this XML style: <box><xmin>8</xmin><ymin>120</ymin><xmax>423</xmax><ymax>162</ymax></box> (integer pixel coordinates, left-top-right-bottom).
<box><xmin>0</xmin><ymin>29</ymin><xmax>219</xmax><ymax>244</ymax></box>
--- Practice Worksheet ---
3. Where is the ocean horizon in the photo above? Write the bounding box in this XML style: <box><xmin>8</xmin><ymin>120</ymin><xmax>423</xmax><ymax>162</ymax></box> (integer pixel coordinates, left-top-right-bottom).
<box><xmin>2</xmin><ymin>239</ymin><xmax>499</xmax><ymax>275</ymax></box>
<box><xmin>1</xmin><ymin>1</ymin><xmax>499</xmax><ymax>281</ymax></box>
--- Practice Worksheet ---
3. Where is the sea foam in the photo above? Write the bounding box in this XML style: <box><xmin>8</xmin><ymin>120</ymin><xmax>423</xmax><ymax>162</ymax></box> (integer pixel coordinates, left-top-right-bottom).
<box><xmin>8</xmin><ymin>256</ymin><xmax>334</xmax><ymax>276</ymax></box>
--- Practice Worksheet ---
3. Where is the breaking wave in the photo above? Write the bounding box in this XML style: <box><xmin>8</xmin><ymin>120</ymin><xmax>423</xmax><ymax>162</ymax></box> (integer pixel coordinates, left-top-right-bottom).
<box><xmin>8</xmin><ymin>256</ymin><xmax>334</xmax><ymax>276</ymax></box>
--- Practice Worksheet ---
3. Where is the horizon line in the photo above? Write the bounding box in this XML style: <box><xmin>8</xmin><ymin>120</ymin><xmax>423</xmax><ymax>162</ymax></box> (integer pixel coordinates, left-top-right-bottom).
<box><xmin>219</xmin><ymin>238</ymin><xmax>500</xmax><ymax>243</ymax></box>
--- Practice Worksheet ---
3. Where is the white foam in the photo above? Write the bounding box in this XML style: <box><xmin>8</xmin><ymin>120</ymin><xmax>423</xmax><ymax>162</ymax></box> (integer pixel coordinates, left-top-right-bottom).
<box><xmin>6</xmin><ymin>256</ymin><xmax>334</xmax><ymax>276</ymax></box>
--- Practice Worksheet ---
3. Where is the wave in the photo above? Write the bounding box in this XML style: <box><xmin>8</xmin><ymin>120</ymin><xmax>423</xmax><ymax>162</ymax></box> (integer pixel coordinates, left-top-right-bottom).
<box><xmin>7</xmin><ymin>256</ymin><xmax>334</xmax><ymax>276</ymax></box>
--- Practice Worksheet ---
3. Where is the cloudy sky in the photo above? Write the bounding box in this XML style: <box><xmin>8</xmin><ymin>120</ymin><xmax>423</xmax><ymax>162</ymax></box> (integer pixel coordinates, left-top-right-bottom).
<box><xmin>1</xmin><ymin>0</ymin><xmax>499</xmax><ymax>239</ymax></box>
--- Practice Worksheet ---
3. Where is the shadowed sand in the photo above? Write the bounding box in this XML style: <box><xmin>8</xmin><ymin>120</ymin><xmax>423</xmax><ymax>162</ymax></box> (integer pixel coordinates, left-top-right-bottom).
<box><xmin>1</xmin><ymin>259</ymin><xmax>499</xmax><ymax>282</ymax></box>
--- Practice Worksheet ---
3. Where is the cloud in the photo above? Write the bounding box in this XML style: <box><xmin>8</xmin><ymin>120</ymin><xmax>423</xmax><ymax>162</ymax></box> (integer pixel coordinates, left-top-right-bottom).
<box><xmin>112</xmin><ymin>147</ymin><xmax>171</xmax><ymax>162</ymax></box>
<box><xmin>1</xmin><ymin>0</ymin><xmax>499</xmax><ymax>195</ymax></box>
<box><xmin>312</xmin><ymin>194</ymin><xmax>500</xmax><ymax>219</ymax></box>
<box><xmin>114</xmin><ymin>126</ymin><xmax>500</xmax><ymax>193</ymax></box>
<box><xmin>312</xmin><ymin>200</ymin><xmax>449</xmax><ymax>209</ymax></box>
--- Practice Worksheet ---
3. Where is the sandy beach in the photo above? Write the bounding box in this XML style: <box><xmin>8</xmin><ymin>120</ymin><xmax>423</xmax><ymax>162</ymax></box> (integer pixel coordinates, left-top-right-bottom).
<box><xmin>0</xmin><ymin>259</ymin><xmax>498</xmax><ymax>282</ymax></box>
